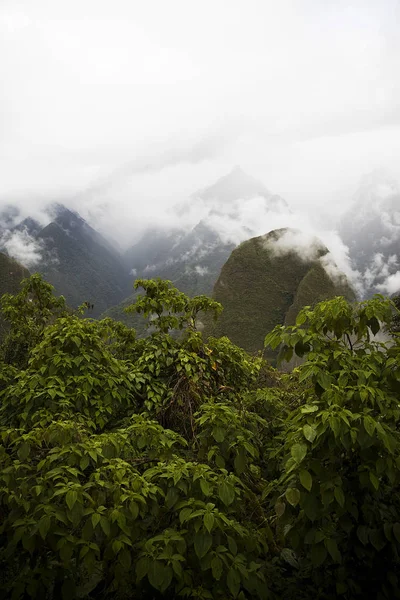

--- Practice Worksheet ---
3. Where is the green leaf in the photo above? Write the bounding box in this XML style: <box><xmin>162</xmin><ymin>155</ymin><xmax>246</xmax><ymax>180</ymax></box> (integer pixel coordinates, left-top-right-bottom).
<box><xmin>310</xmin><ymin>543</ymin><xmax>327</xmax><ymax>567</ymax></box>
<box><xmin>194</xmin><ymin>531</ymin><xmax>213</xmax><ymax>559</ymax></box>
<box><xmin>325</xmin><ymin>538</ymin><xmax>341</xmax><ymax>563</ymax></box>
<box><xmin>212</xmin><ymin>427</ymin><xmax>225</xmax><ymax>442</ymax></box>
<box><xmin>38</xmin><ymin>516</ymin><xmax>51</xmax><ymax>540</ymax></box>
<box><xmin>92</xmin><ymin>513</ymin><xmax>101</xmax><ymax>529</ymax></box>
<box><xmin>66</xmin><ymin>490</ymin><xmax>78</xmax><ymax>511</ymax></box>
<box><xmin>80</xmin><ymin>455</ymin><xmax>90</xmax><ymax>470</ymax></box>
<box><xmin>303</xmin><ymin>424</ymin><xmax>317</xmax><ymax>443</ymax></box>
<box><xmin>369</xmin><ymin>472</ymin><xmax>379</xmax><ymax>490</ymax></box>
<box><xmin>227</xmin><ymin>568</ymin><xmax>240</xmax><ymax>598</ymax></box>
<box><xmin>275</xmin><ymin>501</ymin><xmax>286</xmax><ymax>517</ymax></box>
<box><xmin>17</xmin><ymin>442</ymin><xmax>30</xmax><ymax>461</ymax></box>
<box><xmin>100</xmin><ymin>516</ymin><xmax>111</xmax><ymax>537</ymax></box>
<box><xmin>300</xmin><ymin>469</ymin><xmax>313</xmax><ymax>492</ymax></box>
<box><xmin>357</xmin><ymin>525</ymin><xmax>368</xmax><ymax>546</ymax></box>
<box><xmin>204</xmin><ymin>512</ymin><xmax>215</xmax><ymax>533</ymax></box>
<box><xmin>364</xmin><ymin>416</ymin><xmax>375</xmax><ymax>437</ymax></box>
<box><xmin>285</xmin><ymin>487</ymin><xmax>301</xmax><ymax>507</ymax></box>
<box><xmin>136</xmin><ymin>557</ymin><xmax>150</xmax><ymax>582</ymax></box>
<box><xmin>179</xmin><ymin>507</ymin><xmax>193</xmax><ymax>524</ymax></box>
<box><xmin>393</xmin><ymin>523</ymin><xmax>400</xmax><ymax>544</ymax></box>
<box><xmin>129</xmin><ymin>501</ymin><xmax>139</xmax><ymax>520</ymax></box>
<box><xmin>291</xmin><ymin>443</ymin><xmax>307</xmax><ymax>463</ymax></box>
<box><xmin>219</xmin><ymin>482</ymin><xmax>235</xmax><ymax>506</ymax></box>
<box><xmin>334</xmin><ymin>487</ymin><xmax>345</xmax><ymax>508</ymax></box>
<box><xmin>234</xmin><ymin>451</ymin><xmax>246</xmax><ymax>475</ymax></box>
<box><xmin>211</xmin><ymin>555</ymin><xmax>223</xmax><ymax>580</ymax></box>
<box><xmin>200</xmin><ymin>479</ymin><xmax>212</xmax><ymax>496</ymax></box>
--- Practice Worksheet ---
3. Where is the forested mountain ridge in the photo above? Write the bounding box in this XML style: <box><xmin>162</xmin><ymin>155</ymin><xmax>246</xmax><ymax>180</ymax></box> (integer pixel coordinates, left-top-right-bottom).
<box><xmin>1</xmin><ymin>204</ymin><xmax>132</xmax><ymax>317</ymax></box>
<box><xmin>0</xmin><ymin>251</ymin><xmax>30</xmax><ymax>340</ymax></box>
<box><xmin>204</xmin><ymin>228</ymin><xmax>356</xmax><ymax>358</ymax></box>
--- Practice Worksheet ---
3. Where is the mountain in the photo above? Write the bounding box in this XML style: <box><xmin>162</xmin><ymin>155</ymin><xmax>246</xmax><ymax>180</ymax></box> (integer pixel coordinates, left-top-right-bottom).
<box><xmin>339</xmin><ymin>171</ymin><xmax>400</xmax><ymax>297</ymax></box>
<box><xmin>0</xmin><ymin>204</ymin><xmax>133</xmax><ymax>317</ymax></box>
<box><xmin>105</xmin><ymin>167</ymin><xmax>291</xmax><ymax>328</ymax></box>
<box><xmin>203</xmin><ymin>228</ymin><xmax>355</xmax><ymax>359</ymax></box>
<box><xmin>33</xmin><ymin>205</ymin><xmax>132</xmax><ymax>316</ymax></box>
<box><xmin>0</xmin><ymin>252</ymin><xmax>30</xmax><ymax>340</ymax></box>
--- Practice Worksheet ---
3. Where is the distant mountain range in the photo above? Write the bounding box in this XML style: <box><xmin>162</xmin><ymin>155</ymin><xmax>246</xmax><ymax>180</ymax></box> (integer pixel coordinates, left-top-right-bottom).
<box><xmin>105</xmin><ymin>167</ymin><xmax>292</xmax><ymax>329</ymax></box>
<box><xmin>2</xmin><ymin>166</ymin><xmax>400</xmax><ymax>346</ymax></box>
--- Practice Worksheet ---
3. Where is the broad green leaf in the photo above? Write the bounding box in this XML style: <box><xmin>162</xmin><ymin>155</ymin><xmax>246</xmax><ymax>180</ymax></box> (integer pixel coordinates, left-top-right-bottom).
<box><xmin>66</xmin><ymin>490</ymin><xmax>78</xmax><ymax>511</ymax></box>
<box><xmin>92</xmin><ymin>513</ymin><xmax>101</xmax><ymax>529</ymax></box>
<box><xmin>204</xmin><ymin>512</ymin><xmax>215</xmax><ymax>533</ymax></box>
<box><xmin>291</xmin><ymin>443</ymin><xmax>307</xmax><ymax>463</ymax></box>
<box><xmin>300</xmin><ymin>469</ymin><xmax>313</xmax><ymax>492</ymax></box>
<box><xmin>334</xmin><ymin>487</ymin><xmax>345</xmax><ymax>508</ymax></box>
<box><xmin>200</xmin><ymin>479</ymin><xmax>212</xmax><ymax>497</ymax></box>
<box><xmin>100</xmin><ymin>516</ymin><xmax>111</xmax><ymax>537</ymax></box>
<box><xmin>227</xmin><ymin>568</ymin><xmax>240</xmax><ymax>598</ymax></box>
<box><xmin>219</xmin><ymin>482</ymin><xmax>235</xmax><ymax>506</ymax></box>
<box><xmin>285</xmin><ymin>487</ymin><xmax>301</xmax><ymax>507</ymax></box>
<box><xmin>369</xmin><ymin>472</ymin><xmax>379</xmax><ymax>490</ymax></box>
<box><xmin>194</xmin><ymin>531</ymin><xmax>212</xmax><ymax>559</ymax></box>
<box><xmin>211</xmin><ymin>555</ymin><xmax>223</xmax><ymax>580</ymax></box>
<box><xmin>325</xmin><ymin>538</ymin><xmax>341</xmax><ymax>563</ymax></box>
<box><xmin>275</xmin><ymin>501</ymin><xmax>285</xmax><ymax>517</ymax></box>
<box><xmin>303</xmin><ymin>424</ymin><xmax>317</xmax><ymax>443</ymax></box>
<box><xmin>212</xmin><ymin>427</ymin><xmax>225</xmax><ymax>442</ymax></box>
<box><xmin>393</xmin><ymin>523</ymin><xmax>400</xmax><ymax>544</ymax></box>
<box><xmin>234</xmin><ymin>452</ymin><xmax>246</xmax><ymax>475</ymax></box>
<box><xmin>136</xmin><ymin>557</ymin><xmax>150</xmax><ymax>581</ymax></box>
<box><xmin>38</xmin><ymin>516</ymin><xmax>51</xmax><ymax>540</ymax></box>
<box><xmin>357</xmin><ymin>525</ymin><xmax>369</xmax><ymax>546</ymax></box>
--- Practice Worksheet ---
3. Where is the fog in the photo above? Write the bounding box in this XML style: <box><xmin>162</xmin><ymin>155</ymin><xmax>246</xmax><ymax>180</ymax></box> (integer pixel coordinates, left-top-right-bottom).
<box><xmin>1</xmin><ymin>0</ymin><xmax>400</xmax><ymax>295</ymax></box>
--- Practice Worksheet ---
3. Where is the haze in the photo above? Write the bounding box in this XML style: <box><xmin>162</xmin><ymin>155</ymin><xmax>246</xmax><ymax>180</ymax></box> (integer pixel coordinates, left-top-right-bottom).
<box><xmin>1</xmin><ymin>0</ymin><xmax>400</xmax><ymax>241</ymax></box>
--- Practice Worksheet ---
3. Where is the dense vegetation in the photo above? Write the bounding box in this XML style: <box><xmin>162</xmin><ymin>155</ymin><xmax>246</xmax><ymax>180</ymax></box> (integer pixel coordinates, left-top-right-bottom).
<box><xmin>1</xmin><ymin>275</ymin><xmax>400</xmax><ymax>599</ymax></box>
<box><xmin>0</xmin><ymin>252</ymin><xmax>30</xmax><ymax>342</ymax></box>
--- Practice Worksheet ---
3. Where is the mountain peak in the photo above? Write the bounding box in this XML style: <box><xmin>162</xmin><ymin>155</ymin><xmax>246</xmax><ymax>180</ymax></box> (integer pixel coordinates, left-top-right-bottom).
<box><xmin>195</xmin><ymin>166</ymin><xmax>272</xmax><ymax>204</ymax></box>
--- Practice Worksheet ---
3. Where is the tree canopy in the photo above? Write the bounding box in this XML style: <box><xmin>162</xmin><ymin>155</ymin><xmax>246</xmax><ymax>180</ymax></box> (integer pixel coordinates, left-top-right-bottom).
<box><xmin>1</xmin><ymin>276</ymin><xmax>400</xmax><ymax>599</ymax></box>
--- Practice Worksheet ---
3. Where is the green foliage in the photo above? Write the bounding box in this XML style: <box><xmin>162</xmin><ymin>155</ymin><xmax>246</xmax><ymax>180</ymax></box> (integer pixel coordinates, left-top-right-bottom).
<box><xmin>2</xmin><ymin>280</ymin><xmax>400</xmax><ymax>599</ymax></box>
<box><xmin>1</xmin><ymin>274</ymin><xmax>68</xmax><ymax>368</ymax></box>
<box><xmin>265</xmin><ymin>296</ymin><xmax>400</xmax><ymax>598</ymax></box>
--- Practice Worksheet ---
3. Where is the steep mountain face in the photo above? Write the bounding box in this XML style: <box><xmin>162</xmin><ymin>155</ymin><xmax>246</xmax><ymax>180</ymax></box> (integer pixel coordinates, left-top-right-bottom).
<box><xmin>339</xmin><ymin>172</ymin><xmax>400</xmax><ymax>297</ymax></box>
<box><xmin>204</xmin><ymin>228</ymin><xmax>355</xmax><ymax>359</ymax></box>
<box><xmin>1</xmin><ymin>204</ymin><xmax>132</xmax><ymax>317</ymax></box>
<box><xmin>34</xmin><ymin>206</ymin><xmax>132</xmax><ymax>316</ymax></box>
<box><xmin>0</xmin><ymin>252</ymin><xmax>30</xmax><ymax>340</ymax></box>
<box><xmin>107</xmin><ymin>167</ymin><xmax>291</xmax><ymax>328</ymax></box>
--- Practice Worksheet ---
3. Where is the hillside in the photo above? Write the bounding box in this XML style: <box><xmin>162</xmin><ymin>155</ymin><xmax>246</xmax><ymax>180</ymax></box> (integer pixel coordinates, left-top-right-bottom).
<box><xmin>0</xmin><ymin>252</ymin><xmax>30</xmax><ymax>339</ymax></box>
<box><xmin>36</xmin><ymin>210</ymin><xmax>132</xmax><ymax>317</ymax></box>
<box><xmin>1</xmin><ymin>204</ymin><xmax>133</xmax><ymax>317</ymax></box>
<box><xmin>204</xmin><ymin>228</ymin><xmax>355</xmax><ymax>358</ymax></box>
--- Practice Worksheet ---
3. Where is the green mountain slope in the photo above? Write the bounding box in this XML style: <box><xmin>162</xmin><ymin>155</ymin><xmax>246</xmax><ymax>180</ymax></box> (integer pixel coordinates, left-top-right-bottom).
<box><xmin>0</xmin><ymin>252</ymin><xmax>30</xmax><ymax>339</ymax></box>
<box><xmin>36</xmin><ymin>218</ymin><xmax>132</xmax><ymax>317</ymax></box>
<box><xmin>204</xmin><ymin>229</ymin><xmax>356</xmax><ymax>358</ymax></box>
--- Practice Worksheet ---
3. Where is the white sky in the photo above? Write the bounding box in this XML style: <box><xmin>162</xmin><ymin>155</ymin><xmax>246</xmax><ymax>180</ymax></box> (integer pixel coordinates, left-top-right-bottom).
<box><xmin>1</xmin><ymin>0</ymin><xmax>400</xmax><ymax>237</ymax></box>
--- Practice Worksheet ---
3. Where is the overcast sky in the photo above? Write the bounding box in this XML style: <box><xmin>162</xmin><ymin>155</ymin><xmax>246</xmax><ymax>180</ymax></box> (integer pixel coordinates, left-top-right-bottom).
<box><xmin>1</xmin><ymin>0</ymin><xmax>400</xmax><ymax>235</ymax></box>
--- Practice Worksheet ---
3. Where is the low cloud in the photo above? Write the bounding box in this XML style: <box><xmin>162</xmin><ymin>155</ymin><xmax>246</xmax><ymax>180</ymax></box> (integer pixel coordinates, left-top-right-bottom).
<box><xmin>0</xmin><ymin>229</ymin><xmax>43</xmax><ymax>268</ymax></box>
